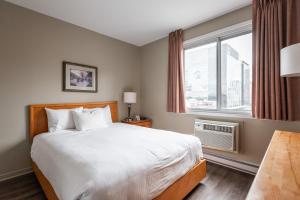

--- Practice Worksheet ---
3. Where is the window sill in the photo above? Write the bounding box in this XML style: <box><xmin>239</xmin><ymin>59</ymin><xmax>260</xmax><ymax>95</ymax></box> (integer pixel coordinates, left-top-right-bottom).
<box><xmin>183</xmin><ymin>110</ymin><xmax>253</xmax><ymax>119</ymax></box>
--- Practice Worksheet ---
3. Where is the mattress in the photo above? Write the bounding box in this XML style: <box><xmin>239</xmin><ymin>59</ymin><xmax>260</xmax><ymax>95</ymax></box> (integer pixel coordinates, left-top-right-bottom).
<box><xmin>31</xmin><ymin>123</ymin><xmax>203</xmax><ymax>200</ymax></box>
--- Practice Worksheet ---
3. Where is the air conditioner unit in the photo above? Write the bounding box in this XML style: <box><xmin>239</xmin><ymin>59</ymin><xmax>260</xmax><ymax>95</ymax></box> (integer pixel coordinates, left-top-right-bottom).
<box><xmin>194</xmin><ymin>119</ymin><xmax>239</xmax><ymax>153</ymax></box>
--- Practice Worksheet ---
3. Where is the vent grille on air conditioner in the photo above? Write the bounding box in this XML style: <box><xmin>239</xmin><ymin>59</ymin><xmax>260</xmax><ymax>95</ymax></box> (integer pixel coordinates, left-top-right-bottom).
<box><xmin>194</xmin><ymin>119</ymin><xmax>239</xmax><ymax>153</ymax></box>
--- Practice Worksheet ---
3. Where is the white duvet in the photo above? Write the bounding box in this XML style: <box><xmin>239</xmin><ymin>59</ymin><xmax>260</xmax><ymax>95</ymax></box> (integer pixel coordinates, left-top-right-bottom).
<box><xmin>31</xmin><ymin>123</ymin><xmax>203</xmax><ymax>200</ymax></box>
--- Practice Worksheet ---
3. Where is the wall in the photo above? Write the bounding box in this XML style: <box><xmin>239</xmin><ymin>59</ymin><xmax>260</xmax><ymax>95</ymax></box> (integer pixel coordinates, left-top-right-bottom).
<box><xmin>140</xmin><ymin>6</ymin><xmax>300</xmax><ymax>165</ymax></box>
<box><xmin>1</xmin><ymin>1</ymin><xmax>300</xmax><ymax>180</ymax></box>
<box><xmin>0</xmin><ymin>1</ymin><xmax>141</xmax><ymax>179</ymax></box>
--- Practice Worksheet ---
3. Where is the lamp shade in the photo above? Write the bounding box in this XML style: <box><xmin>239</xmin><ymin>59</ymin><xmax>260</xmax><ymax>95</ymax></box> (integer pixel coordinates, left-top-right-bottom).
<box><xmin>123</xmin><ymin>92</ymin><xmax>136</xmax><ymax>104</ymax></box>
<box><xmin>280</xmin><ymin>43</ymin><xmax>300</xmax><ymax>77</ymax></box>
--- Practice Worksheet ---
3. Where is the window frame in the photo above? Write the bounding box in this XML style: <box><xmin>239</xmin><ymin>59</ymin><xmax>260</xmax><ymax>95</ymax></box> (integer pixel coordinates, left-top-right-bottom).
<box><xmin>183</xmin><ymin>20</ymin><xmax>252</xmax><ymax>114</ymax></box>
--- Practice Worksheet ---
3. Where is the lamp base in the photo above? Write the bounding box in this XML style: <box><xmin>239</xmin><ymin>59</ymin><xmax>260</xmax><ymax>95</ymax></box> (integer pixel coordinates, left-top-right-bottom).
<box><xmin>127</xmin><ymin>104</ymin><xmax>132</xmax><ymax>118</ymax></box>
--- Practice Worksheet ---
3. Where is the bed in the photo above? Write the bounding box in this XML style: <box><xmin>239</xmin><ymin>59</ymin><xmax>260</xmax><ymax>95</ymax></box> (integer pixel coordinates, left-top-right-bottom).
<box><xmin>29</xmin><ymin>101</ymin><xmax>206</xmax><ymax>200</ymax></box>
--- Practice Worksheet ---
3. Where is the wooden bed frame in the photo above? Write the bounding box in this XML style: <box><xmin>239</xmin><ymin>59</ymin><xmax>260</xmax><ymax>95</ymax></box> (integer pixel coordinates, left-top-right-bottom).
<box><xmin>29</xmin><ymin>101</ymin><xmax>206</xmax><ymax>200</ymax></box>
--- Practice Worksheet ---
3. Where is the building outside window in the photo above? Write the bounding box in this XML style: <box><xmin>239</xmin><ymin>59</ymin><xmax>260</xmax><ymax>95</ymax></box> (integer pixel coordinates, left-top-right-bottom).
<box><xmin>184</xmin><ymin>22</ymin><xmax>252</xmax><ymax>113</ymax></box>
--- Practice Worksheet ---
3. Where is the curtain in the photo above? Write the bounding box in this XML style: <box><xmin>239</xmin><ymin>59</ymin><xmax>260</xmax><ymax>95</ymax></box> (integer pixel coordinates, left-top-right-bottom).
<box><xmin>252</xmin><ymin>0</ymin><xmax>300</xmax><ymax>120</ymax></box>
<box><xmin>167</xmin><ymin>29</ymin><xmax>185</xmax><ymax>113</ymax></box>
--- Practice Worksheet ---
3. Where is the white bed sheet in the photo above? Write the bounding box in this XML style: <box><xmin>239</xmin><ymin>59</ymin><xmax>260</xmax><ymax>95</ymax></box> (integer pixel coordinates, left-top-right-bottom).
<box><xmin>31</xmin><ymin>123</ymin><xmax>203</xmax><ymax>200</ymax></box>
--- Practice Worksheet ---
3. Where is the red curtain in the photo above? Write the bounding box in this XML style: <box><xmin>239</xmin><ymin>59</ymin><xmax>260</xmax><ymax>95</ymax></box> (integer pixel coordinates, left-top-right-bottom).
<box><xmin>252</xmin><ymin>0</ymin><xmax>300</xmax><ymax>120</ymax></box>
<box><xmin>167</xmin><ymin>29</ymin><xmax>185</xmax><ymax>113</ymax></box>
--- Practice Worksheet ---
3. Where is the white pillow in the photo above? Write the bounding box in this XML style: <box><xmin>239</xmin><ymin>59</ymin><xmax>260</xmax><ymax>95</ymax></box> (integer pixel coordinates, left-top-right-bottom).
<box><xmin>72</xmin><ymin>108</ymin><xmax>109</xmax><ymax>131</ymax></box>
<box><xmin>45</xmin><ymin>107</ymin><xmax>83</xmax><ymax>132</ymax></box>
<box><xmin>83</xmin><ymin>106</ymin><xmax>112</xmax><ymax>124</ymax></box>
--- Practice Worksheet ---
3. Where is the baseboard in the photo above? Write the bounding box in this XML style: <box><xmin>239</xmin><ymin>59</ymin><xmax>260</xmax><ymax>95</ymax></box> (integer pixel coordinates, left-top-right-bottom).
<box><xmin>0</xmin><ymin>167</ymin><xmax>32</xmax><ymax>182</ymax></box>
<box><xmin>203</xmin><ymin>152</ymin><xmax>259</xmax><ymax>175</ymax></box>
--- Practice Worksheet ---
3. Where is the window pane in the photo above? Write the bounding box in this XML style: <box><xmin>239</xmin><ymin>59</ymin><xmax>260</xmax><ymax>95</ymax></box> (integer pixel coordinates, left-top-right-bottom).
<box><xmin>184</xmin><ymin>42</ymin><xmax>217</xmax><ymax>110</ymax></box>
<box><xmin>221</xmin><ymin>33</ymin><xmax>252</xmax><ymax>111</ymax></box>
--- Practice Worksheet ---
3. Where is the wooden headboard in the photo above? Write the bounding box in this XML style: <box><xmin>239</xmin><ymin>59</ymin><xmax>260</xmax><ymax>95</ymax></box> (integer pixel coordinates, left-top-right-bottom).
<box><xmin>29</xmin><ymin>101</ymin><xmax>118</xmax><ymax>142</ymax></box>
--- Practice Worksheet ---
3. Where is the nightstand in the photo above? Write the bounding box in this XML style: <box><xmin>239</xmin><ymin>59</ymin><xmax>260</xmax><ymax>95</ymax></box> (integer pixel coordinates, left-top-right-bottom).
<box><xmin>121</xmin><ymin>119</ymin><xmax>152</xmax><ymax>128</ymax></box>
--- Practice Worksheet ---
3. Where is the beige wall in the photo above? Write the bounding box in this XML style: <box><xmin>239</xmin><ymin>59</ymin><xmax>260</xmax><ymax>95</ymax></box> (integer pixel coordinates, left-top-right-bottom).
<box><xmin>140</xmin><ymin>6</ymin><xmax>300</xmax><ymax>165</ymax></box>
<box><xmin>0</xmin><ymin>1</ymin><xmax>141</xmax><ymax>178</ymax></box>
<box><xmin>1</xmin><ymin>1</ymin><xmax>300</xmax><ymax>180</ymax></box>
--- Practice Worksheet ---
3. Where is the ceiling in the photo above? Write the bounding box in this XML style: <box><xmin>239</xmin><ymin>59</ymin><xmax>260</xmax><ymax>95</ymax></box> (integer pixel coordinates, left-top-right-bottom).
<box><xmin>6</xmin><ymin>0</ymin><xmax>251</xmax><ymax>46</ymax></box>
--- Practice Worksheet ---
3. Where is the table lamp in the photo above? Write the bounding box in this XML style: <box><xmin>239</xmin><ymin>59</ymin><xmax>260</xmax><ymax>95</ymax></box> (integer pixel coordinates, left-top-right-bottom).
<box><xmin>124</xmin><ymin>92</ymin><xmax>136</xmax><ymax>118</ymax></box>
<box><xmin>281</xmin><ymin>43</ymin><xmax>300</xmax><ymax>77</ymax></box>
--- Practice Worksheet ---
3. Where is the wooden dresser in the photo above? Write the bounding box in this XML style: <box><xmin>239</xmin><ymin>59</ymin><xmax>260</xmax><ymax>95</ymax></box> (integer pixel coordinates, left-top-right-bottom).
<box><xmin>247</xmin><ymin>130</ymin><xmax>300</xmax><ymax>200</ymax></box>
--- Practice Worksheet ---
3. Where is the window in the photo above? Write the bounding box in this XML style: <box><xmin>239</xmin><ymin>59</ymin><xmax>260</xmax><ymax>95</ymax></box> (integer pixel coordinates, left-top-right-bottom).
<box><xmin>184</xmin><ymin>23</ymin><xmax>252</xmax><ymax>113</ymax></box>
<box><xmin>184</xmin><ymin>42</ymin><xmax>217</xmax><ymax>109</ymax></box>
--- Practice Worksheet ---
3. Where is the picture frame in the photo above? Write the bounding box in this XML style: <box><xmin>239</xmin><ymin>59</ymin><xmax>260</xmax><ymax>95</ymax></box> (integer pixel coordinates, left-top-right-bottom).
<box><xmin>63</xmin><ymin>61</ymin><xmax>98</xmax><ymax>93</ymax></box>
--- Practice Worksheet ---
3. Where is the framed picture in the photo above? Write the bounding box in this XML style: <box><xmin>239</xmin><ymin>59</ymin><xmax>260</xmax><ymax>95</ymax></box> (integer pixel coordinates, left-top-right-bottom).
<box><xmin>63</xmin><ymin>61</ymin><xmax>97</xmax><ymax>92</ymax></box>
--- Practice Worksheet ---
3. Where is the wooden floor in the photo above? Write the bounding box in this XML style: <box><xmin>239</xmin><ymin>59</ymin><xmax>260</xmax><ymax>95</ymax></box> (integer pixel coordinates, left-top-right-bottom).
<box><xmin>0</xmin><ymin>162</ymin><xmax>254</xmax><ymax>200</ymax></box>
<box><xmin>185</xmin><ymin>162</ymin><xmax>254</xmax><ymax>200</ymax></box>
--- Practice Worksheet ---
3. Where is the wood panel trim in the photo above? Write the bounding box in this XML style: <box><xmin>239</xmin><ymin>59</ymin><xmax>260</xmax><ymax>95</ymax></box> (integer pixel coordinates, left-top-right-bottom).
<box><xmin>29</xmin><ymin>101</ymin><xmax>118</xmax><ymax>143</ymax></box>
<box><xmin>32</xmin><ymin>159</ymin><xmax>206</xmax><ymax>200</ymax></box>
